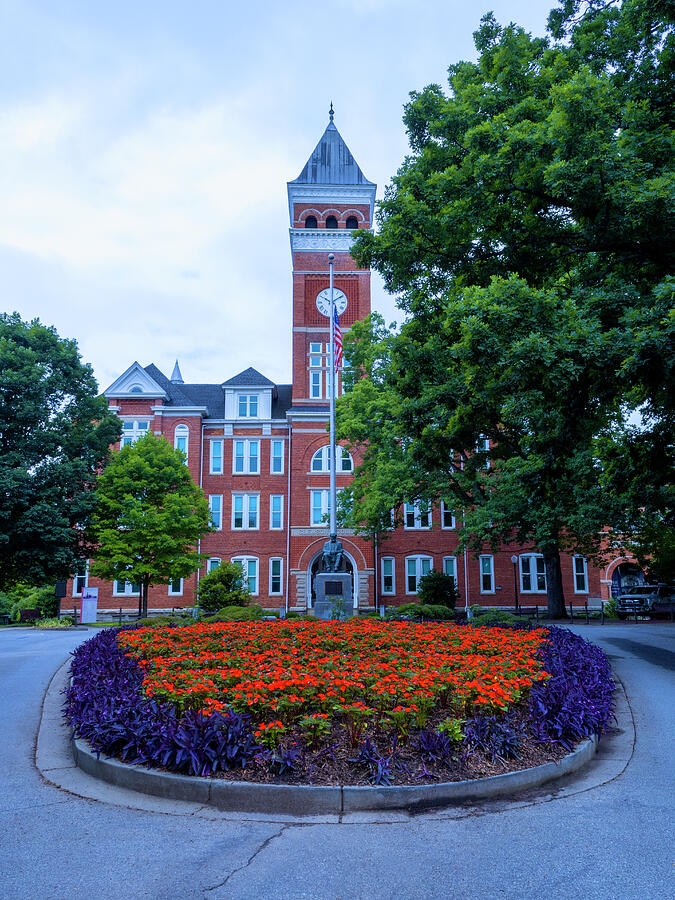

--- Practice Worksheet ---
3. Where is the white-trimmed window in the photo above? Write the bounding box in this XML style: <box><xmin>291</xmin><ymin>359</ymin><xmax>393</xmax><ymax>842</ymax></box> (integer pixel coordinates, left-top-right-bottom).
<box><xmin>443</xmin><ymin>556</ymin><xmax>458</xmax><ymax>587</ymax></box>
<box><xmin>232</xmin><ymin>556</ymin><xmax>258</xmax><ymax>595</ymax></box>
<box><xmin>309</xmin><ymin>342</ymin><xmax>323</xmax><ymax>399</ymax></box>
<box><xmin>174</xmin><ymin>424</ymin><xmax>189</xmax><ymax>456</ymax></box>
<box><xmin>406</xmin><ymin>556</ymin><xmax>433</xmax><ymax>593</ymax></box>
<box><xmin>233</xmin><ymin>439</ymin><xmax>260</xmax><ymax>474</ymax></box>
<box><xmin>232</xmin><ymin>493</ymin><xmax>259</xmax><ymax>530</ymax></box>
<box><xmin>441</xmin><ymin>502</ymin><xmax>455</xmax><ymax>529</ymax></box>
<box><xmin>480</xmin><ymin>555</ymin><xmax>495</xmax><ymax>593</ymax></box>
<box><xmin>73</xmin><ymin>560</ymin><xmax>88</xmax><ymax>596</ymax></box>
<box><xmin>520</xmin><ymin>554</ymin><xmax>546</xmax><ymax>593</ymax></box>
<box><xmin>113</xmin><ymin>580</ymin><xmax>141</xmax><ymax>596</ymax></box>
<box><xmin>311</xmin><ymin>489</ymin><xmax>329</xmax><ymax>525</ymax></box>
<box><xmin>237</xmin><ymin>394</ymin><xmax>259</xmax><ymax>417</ymax></box>
<box><xmin>209</xmin><ymin>495</ymin><xmax>223</xmax><ymax>530</ymax></box>
<box><xmin>404</xmin><ymin>501</ymin><xmax>431</xmax><ymax>529</ymax></box>
<box><xmin>381</xmin><ymin>557</ymin><xmax>395</xmax><ymax>595</ymax></box>
<box><xmin>269</xmin><ymin>558</ymin><xmax>283</xmax><ymax>595</ymax></box>
<box><xmin>210</xmin><ymin>439</ymin><xmax>223</xmax><ymax>474</ymax></box>
<box><xmin>476</xmin><ymin>435</ymin><xmax>490</xmax><ymax>468</ymax></box>
<box><xmin>168</xmin><ymin>578</ymin><xmax>183</xmax><ymax>596</ymax></box>
<box><xmin>121</xmin><ymin>420</ymin><xmax>149</xmax><ymax>447</ymax></box>
<box><xmin>270</xmin><ymin>494</ymin><xmax>284</xmax><ymax>530</ymax></box>
<box><xmin>311</xmin><ymin>445</ymin><xmax>353</xmax><ymax>473</ymax></box>
<box><xmin>574</xmin><ymin>556</ymin><xmax>589</xmax><ymax>593</ymax></box>
<box><xmin>271</xmin><ymin>439</ymin><xmax>284</xmax><ymax>474</ymax></box>
<box><xmin>206</xmin><ymin>558</ymin><xmax>221</xmax><ymax>573</ymax></box>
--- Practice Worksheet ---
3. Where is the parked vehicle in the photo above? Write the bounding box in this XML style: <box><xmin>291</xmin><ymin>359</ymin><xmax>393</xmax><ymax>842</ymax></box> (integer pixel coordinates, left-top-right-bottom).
<box><xmin>616</xmin><ymin>584</ymin><xmax>674</xmax><ymax>619</ymax></box>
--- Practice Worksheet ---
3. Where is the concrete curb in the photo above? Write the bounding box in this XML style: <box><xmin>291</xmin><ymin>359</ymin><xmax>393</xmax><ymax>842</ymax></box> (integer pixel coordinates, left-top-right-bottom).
<box><xmin>72</xmin><ymin>732</ymin><xmax>598</xmax><ymax>816</ymax></box>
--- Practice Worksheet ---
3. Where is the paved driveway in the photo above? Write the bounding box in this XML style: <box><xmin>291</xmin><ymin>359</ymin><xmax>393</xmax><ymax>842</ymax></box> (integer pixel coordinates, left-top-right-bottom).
<box><xmin>0</xmin><ymin>623</ymin><xmax>673</xmax><ymax>900</ymax></box>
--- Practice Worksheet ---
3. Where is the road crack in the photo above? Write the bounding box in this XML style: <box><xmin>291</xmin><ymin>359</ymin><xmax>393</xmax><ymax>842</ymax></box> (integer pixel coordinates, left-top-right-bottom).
<box><xmin>204</xmin><ymin>824</ymin><xmax>290</xmax><ymax>894</ymax></box>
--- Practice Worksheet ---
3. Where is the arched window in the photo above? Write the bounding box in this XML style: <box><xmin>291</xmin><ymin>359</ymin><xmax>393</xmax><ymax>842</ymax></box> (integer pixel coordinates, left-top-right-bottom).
<box><xmin>174</xmin><ymin>424</ymin><xmax>189</xmax><ymax>456</ymax></box>
<box><xmin>325</xmin><ymin>215</ymin><xmax>338</xmax><ymax>229</ymax></box>
<box><xmin>311</xmin><ymin>445</ymin><xmax>353</xmax><ymax>473</ymax></box>
<box><xmin>129</xmin><ymin>383</ymin><xmax>143</xmax><ymax>393</ymax></box>
<box><xmin>346</xmin><ymin>216</ymin><xmax>358</xmax><ymax>230</ymax></box>
<box><xmin>304</xmin><ymin>215</ymin><xmax>317</xmax><ymax>228</ymax></box>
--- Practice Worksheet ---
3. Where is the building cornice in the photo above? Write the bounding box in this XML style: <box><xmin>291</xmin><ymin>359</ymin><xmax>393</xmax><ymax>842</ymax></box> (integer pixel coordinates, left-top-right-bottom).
<box><xmin>287</xmin><ymin>183</ymin><xmax>376</xmax><ymax>223</ymax></box>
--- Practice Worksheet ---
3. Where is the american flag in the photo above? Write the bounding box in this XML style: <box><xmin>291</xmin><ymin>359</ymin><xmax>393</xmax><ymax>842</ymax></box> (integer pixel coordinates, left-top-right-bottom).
<box><xmin>333</xmin><ymin>306</ymin><xmax>343</xmax><ymax>372</ymax></box>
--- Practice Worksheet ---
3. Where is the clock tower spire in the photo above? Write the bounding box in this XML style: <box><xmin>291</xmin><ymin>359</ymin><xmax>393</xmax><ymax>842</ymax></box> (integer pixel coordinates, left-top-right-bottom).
<box><xmin>287</xmin><ymin>111</ymin><xmax>376</xmax><ymax>404</ymax></box>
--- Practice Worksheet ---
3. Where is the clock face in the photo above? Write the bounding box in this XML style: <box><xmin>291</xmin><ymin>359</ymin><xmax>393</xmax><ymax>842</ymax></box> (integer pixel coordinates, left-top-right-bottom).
<box><xmin>316</xmin><ymin>288</ymin><xmax>348</xmax><ymax>317</ymax></box>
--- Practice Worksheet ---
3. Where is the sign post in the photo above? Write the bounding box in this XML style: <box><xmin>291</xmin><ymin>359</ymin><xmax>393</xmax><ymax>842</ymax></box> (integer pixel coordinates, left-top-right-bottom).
<box><xmin>80</xmin><ymin>587</ymin><xmax>99</xmax><ymax>624</ymax></box>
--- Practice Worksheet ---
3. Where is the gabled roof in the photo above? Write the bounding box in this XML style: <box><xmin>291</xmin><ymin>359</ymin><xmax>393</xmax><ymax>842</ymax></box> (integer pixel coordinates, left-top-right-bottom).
<box><xmin>222</xmin><ymin>367</ymin><xmax>275</xmax><ymax>387</ymax></box>
<box><xmin>144</xmin><ymin>364</ymin><xmax>195</xmax><ymax>407</ymax></box>
<box><xmin>104</xmin><ymin>361</ymin><xmax>168</xmax><ymax>399</ymax></box>
<box><xmin>290</xmin><ymin>120</ymin><xmax>374</xmax><ymax>186</ymax></box>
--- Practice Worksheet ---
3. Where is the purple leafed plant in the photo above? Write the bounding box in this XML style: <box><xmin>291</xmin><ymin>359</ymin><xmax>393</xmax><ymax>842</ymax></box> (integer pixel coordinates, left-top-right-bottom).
<box><xmin>527</xmin><ymin>626</ymin><xmax>615</xmax><ymax>750</ymax></box>
<box><xmin>63</xmin><ymin>627</ymin><xmax>260</xmax><ymax>776</ymax></box>
<box><xmin>463</xmin><ymin>714</ymin><xmax>522</xmax><ymax>760</ymax></box>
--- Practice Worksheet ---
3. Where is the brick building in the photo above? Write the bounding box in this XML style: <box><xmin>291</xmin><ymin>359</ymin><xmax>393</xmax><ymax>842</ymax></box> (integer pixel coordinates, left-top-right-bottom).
<box><xmin>69</xmin><ymin>113</ymin><xmax>612</xmax><ymax>614</ymax></box>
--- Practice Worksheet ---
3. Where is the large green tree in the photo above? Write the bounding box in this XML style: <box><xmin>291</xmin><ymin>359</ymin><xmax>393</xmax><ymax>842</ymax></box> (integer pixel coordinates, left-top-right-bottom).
<box><xmin>339</xmin><ymin>0</ymin><xmax>674</xmax><ymax>616</ymax></box>
<box><xmin>90</xmin><ymin>433</ymin><xmax>213</xmax><ymax>617</ymax></box>
<box><xmin>0</xmin><ymin>313</ymin><xmax>121</xmax><ymax>589</ymax></box>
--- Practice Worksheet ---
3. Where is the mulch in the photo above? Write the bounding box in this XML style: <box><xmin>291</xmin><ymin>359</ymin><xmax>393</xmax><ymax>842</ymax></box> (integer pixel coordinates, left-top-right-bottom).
<box><xmin>210</xmin><ymin>703</ymin><xmax>569</xmax><ymax>787</ymax></box>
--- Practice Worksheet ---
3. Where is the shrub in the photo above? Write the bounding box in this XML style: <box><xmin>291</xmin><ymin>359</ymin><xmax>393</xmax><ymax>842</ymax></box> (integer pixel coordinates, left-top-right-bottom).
<box><xmin>470</xmin><ymin>610</ymin><xmax>524</xmax><ymax>628</ymax></box>
<box><xmin>387</xmin><ymin>602</ymin><xmax>454</xmax><ymax>621</ymax></box>
<box><xmin>417</xmin><ymin>569</ymin><xmax>458</xmax><ymax>609</ymax></box>
<box><xmin>197</xmin><ymin>562</ymin><xmax>251</xmax><ymax>613</ymax></box>
<box><xmin>37</xmin><ymin>616</ymin><xmax>74</xmax><ymax>628</ymax></box>
<box><xmin>4</xmin><ymin>583</ymin><xmax>58</xmax><ymax>621</ymax></box>
<box><xmin>204</xmin><ymin>604</ymin><xmax>264</xmax><ymax>622</ymax></box>
<box><xmin>285</xmin><ymin>610</ymin><xmax>301</xmax><ymax>619</ymax></box>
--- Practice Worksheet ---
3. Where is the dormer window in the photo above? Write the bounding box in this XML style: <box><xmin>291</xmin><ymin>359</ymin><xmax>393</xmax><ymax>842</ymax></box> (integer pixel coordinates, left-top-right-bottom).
<box><xmin>325</xmin><ymin>215</ymin><xmax>338</xmax><ymax>229</ymax></box>
<box><xmin>346</xmin><ymin>216</ymin><xmax>358</xmax><ymax>229</ymax></box>
<box><xmin>238</xmin><ymin>394</ymin><xmax>259</xmax><ymax>417</ymax></box>
<box><xmin>304</xmin><ymin>215</ymin><xmax>317</xmax><ymax>229</ymax></box>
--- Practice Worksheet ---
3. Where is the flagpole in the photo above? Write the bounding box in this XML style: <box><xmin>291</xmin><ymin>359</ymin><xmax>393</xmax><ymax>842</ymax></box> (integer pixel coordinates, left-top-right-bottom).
<box><xmin>328</xmin><ymin>253</ymin><xmax>336</xmax><ymax>542</ymax></box>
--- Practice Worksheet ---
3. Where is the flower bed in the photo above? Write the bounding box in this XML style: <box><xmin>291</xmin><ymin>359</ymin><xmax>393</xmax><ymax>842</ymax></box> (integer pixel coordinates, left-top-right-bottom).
<box><xmin>64</xmin><ymin>622</ymin><xmax>615</xmax><ymax>785</ymax></box>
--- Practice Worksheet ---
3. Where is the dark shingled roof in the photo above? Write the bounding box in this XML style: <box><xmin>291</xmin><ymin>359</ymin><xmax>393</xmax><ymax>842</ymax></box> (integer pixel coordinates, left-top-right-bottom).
<box><xmin>222</xmin><ymin>367</ymin><xmax>275</xmax><ymax>387</ymax></box>
<box><xmin>272</xmin><ymin>385</ymin><xmax>293</xmax><ymax>419</ymax></box>
<box><xmin>144</xmin><ymin>364</ymin><xmax>194</xmax><ymax>406</ymax></box>
<box><xmin>180</xmin><ymin>384</ymin><xmax>225</xmax><ymax>419</ymax></box>
<box><xmin>290</xmin><ymin>121</ymin><xmax>374</xmax><ymax>186</ymax></box>
<box><xmin>142</xmin><ymin>364</ymin><xmax>292</xmax><ymax>420</ymax></box>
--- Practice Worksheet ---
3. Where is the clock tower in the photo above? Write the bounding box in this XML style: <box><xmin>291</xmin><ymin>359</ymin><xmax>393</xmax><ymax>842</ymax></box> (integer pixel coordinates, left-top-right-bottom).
<box><xmin>287</xmin><ymin>107</ymin><xmax>376</xmax><ymax>404</ymax></box>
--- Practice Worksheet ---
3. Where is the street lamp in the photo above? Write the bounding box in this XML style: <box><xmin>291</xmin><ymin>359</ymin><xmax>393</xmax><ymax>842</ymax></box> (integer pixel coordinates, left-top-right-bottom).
<box><xmin>511</xmin><ymin>555</ymin><xmax>519</xmax><ymax>612</ymax></box>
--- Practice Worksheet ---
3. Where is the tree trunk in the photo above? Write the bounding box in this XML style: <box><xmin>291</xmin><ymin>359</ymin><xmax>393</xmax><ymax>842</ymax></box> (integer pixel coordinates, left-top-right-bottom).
<box><xmin>543</xmin><ymin>547</ymin><xmax>566</xmax><ymax>618</ymax></box>
<box><xmin>141</xmin><ymin>580</ymin><xmax>149</xmax><ymax>618</ymax></box>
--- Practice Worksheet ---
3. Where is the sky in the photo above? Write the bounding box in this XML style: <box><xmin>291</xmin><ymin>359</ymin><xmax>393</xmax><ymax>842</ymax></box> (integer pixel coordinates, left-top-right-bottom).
<box><xmin>1</xmin><ymin>0</ymin><xmax>556</xmax><ymax>392</ymax></box>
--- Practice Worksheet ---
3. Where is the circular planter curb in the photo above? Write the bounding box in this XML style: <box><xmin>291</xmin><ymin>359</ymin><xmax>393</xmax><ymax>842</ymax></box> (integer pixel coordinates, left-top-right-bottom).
<box><xmin>72</xmin><ymin>732</ymin><xmax>598</xmax><ymax>816</ymax></box>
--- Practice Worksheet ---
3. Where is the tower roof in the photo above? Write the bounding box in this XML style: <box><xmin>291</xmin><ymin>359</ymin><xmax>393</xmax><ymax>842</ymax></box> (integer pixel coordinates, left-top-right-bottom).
<box><xmin>290</xmin><ymin>113</ymin><xmax>374</xmax><ymax>186</ymax></box>
<box><xmin>170</xmin><ymin>359</ymin><xmax>184</xmax><ymax>383</ymax></box>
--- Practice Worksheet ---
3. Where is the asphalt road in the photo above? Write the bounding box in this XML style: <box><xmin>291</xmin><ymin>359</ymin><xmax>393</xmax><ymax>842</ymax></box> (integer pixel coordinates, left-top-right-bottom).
<box><xmin>0</xmin><ymin>622</ymin><xmax>673</xmax><ymax>900</ymax></box>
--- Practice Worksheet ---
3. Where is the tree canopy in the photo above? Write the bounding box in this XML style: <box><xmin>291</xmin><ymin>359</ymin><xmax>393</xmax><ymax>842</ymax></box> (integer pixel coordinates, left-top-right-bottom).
<box><xmin>338</xmin><ymin>0</ymin><xmax>674</xmax><ymax>615</ymax></box>
<box><xmin>0</xmin><ymin>313</ymin><xmax>121</xmax><ymax>590</ymax></box>
<box><xmin>90</xmin><ymin>432</ymin><xmax>213</xmax><ymax>617</ymax></box>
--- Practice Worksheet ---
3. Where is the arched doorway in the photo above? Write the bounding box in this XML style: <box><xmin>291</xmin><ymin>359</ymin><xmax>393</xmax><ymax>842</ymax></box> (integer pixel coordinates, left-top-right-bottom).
<box><xmin>307</xmin><ymin>549</ymin><xmax>357</xmax><ymax>609</ymax></box>
<box><xmin>611</xmin><ymin>563</ymin><xmax>645</xmax><ymax>597</ymax></box>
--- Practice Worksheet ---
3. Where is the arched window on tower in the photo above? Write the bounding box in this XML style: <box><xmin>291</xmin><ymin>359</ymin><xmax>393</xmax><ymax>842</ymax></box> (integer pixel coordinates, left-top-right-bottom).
<box><xmin>174</xmin><ymin>424</ymin><xmax>189</xmax><ymax>457</ymax></box>
<box><xmin>325</xmin><ymin>215</ymin><xmax>338</xmax><ymax>229</ymax></box>
<box><xmin>304</xmin><ymin>215</ymin><xmax>317</xmax><ymax>229</ymax></box>
<box><xmin>346</xmin><ymin>216</ymin><xmax>359</xmax><ymax>230</ymax></box>
<box><xmin>311</xmin><ymin>445</ymin><xmax>353</xmax><ymax>473</ymax></box>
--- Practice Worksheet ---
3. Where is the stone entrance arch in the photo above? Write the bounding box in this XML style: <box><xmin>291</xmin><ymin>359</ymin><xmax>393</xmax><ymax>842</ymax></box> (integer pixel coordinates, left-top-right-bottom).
<box><xmin>307</xmin><ymin>548</ymin><xmax>358</xmax><ymax>610</ymax></box>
